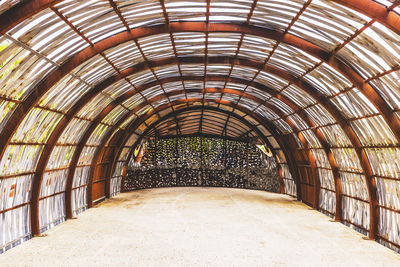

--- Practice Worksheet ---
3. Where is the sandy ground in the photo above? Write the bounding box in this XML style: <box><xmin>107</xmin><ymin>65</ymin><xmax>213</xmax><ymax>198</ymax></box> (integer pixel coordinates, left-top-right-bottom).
<box><xmin>1</xmin><ymin>187</ymin><xmax>400</xmax><ymax>266</ymax></box>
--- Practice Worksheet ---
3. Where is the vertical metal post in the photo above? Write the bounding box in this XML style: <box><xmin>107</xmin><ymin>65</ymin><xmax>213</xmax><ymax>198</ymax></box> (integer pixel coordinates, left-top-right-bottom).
<box><xmin>200</xmin><ymin>134</ymin><xmax>204</xmax><ymax>183</ymax></box>
<box><xmin>154</xmin><ymin>135</ymin><xmax>158</xmax><ymax>168</ymax></box>
<box><xmin>154</xmin><ymin>135</ymin><xmax>158</xmax><ymax>185</ymax></box>
<box><xmin>174</xmin><ymin>137</ymin><xmax>178</xmax><ymax>185</ymax></box>
<box><xmin>246</xmin><ymin>137</ymin><xmax>250</xmax><ymax>183</ymax></box>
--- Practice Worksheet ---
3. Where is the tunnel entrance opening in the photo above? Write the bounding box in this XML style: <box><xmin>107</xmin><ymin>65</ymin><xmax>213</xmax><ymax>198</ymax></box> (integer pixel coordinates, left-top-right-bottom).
<box><xmin>124</xmin><ymin>135</ymin><xmax>280</xmax><ymax>192</ymax></box>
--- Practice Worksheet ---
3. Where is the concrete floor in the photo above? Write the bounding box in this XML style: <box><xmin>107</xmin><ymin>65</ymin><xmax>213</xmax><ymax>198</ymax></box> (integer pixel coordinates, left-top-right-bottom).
<box><xmin>1</xmin><ymin>187</ymin><xmax>400</xmax><ymax>266</ymax></box>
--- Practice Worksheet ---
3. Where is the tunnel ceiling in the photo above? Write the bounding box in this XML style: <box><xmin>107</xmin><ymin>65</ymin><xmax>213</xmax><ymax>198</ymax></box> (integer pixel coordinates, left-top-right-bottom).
<box><xmin>1</xmin><ymin>0</ymin><xmax>400</xmax><ymax>254</ymax></box>
<box><xmin>144</xmin><ymin>106</ymin><xmax>265</xmax><ymax>142</ymax></box>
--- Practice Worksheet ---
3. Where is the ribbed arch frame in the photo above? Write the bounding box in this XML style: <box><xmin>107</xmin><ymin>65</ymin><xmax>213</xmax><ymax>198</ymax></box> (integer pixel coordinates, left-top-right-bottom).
<box><xmin>121</xmin><ymin>105</ymin><xmax>281</xmax><ymax>167</ymax></box>
<box><xmin>144</xmin><ymin>111</ymin><xmax>257</xmax><ymax>138</ymax></box>
<box><xmin>82</xmin><ymin>99</ymin><xmax>301</xmax><ymax>210</ymax></box>
<box><xmin>103</xmin><ymin>103</ymin><xmax>299</xmax><ymax>197</ymax></box>
<box><xmin>113</xmin><ymin>105</ymin><xmax>282</xmax><ymax>185</ymax></box>
<box><xmin>1</xmin><ymin>0</ymin><xmax>400</xmax><ymax>253</ymax></box>
<box><xmin>0</xmin><ymin>30</ymin><xmax>378</xmax><ymax>234</ymax></box>
<box><xmin>2</xmin><ymin>22</ymin><xmax>400</xmax><ymax>155</ymax></box>
<box><xmin>23</xmin><ymin>56</ymin><xmax>371</xmax><ymax>235</ymax></box>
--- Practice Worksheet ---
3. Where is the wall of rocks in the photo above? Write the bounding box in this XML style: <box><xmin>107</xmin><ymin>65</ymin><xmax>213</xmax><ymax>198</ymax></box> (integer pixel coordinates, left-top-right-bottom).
<box><xmin>125</xmin><ymin>136</ymin><xmax>280</xmax><ymax>192</ymax></box>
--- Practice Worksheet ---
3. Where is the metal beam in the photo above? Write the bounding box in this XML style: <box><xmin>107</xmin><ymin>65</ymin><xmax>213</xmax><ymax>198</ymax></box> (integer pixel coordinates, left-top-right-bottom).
<box><xmin>0</xmin><ymin>1</ymin><xmax>387</xmax><ymax>238</ymax></box>
<box><xmin>26</xmin><ymin>56</ymin><xmax>372</xmax><ymax>233</ymax></box>
<box><xmin>330</xmin><ymin>0</ymin><xmax>400</xmax><ymax>35</ymax></box>
<box><xmin>105</xmin><ymin>104</ymin><xmax>298</xmax><ymax>197</ymax></box>
<box><xmin>98</xmin><ymin>99</ymin><xmax>287</xmax><ymax>201</ymax></box>
<box><xmin>0</xmin><ymin>0</ymin><xmax>61</xmax><ymax>36</ymax></box>
<box><xmin>2</xmin><ymin>0</ymin><xmax>400</xmax><ymax>44</ymax></box>
<box><xmin>285</xmin><ymin>118</ymin><xmax>320</xmax><ymax>209</ymax></box>
<box><xmin>0</xmin><ymin>22</ymin><xmax>383</xmax><ymax>237</ymax></box>
<box><xmin>116</xmin><ymin>102</ymin><xmax>302</xmax><ymax>198</ymax></box>
<box><xmin>276</xmin><ymin>100</ymin><xmax>342</xmax><ymax>216</ymax></box>
<box><xmin>217</xmin><ymin>0</ymin><xmax>258</xmax><ymax>107</ymax></box>
<box><xmin>30</xmin><ymin>61</ymin><xmax>310</xmax><ymax>230</ymax></box>
<box><xmin>154</xmin><ymin>112</ymin><xmax>252</xmax><ymax>137</ymax></box>
<box><xmin>27</xmin><ymin>56</ymin><xmax>352</xmax><ymax>232</ymax></box>
<box><xmin>133</xmin><ymin>89</ymin><xmax>376</xmax><ymax>235</ymax></box>
<box><xmin>67</xmin><ymin>96</ymin><xmax>272</xmax><ymax>217</ymax></box>
<box><xmin>108</xmin><ymin>0</ymin><xmax>130</xmax><ymax>31</ymax></box>
<box><xmin>130</xmin><ymin>106</ymin><xmax>273</xmax><ymax>151</ymax></box>
<box><xmin>224</xmin><ymin>0</ymin><xmax>311</xmax><ymax>118</ymax></box>
<box><xmin>2</xmin><ymin>21</ymin><xmax>400</xmax><ymax>167</ymax></box>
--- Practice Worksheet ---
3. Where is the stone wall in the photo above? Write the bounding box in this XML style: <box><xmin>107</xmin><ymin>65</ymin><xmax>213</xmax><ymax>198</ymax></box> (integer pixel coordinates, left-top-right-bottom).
<box><xmin>125</xmin><ymin>136</ymin><xmax>280</xmax><ymax>192</ymax></box>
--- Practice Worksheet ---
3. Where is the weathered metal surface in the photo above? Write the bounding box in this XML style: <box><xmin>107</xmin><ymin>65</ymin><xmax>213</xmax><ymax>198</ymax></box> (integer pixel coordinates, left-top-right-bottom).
<box><xmin>2</xmin><ymin>22</ymin><xmax>400</xmax><ymax>165</ymax></box>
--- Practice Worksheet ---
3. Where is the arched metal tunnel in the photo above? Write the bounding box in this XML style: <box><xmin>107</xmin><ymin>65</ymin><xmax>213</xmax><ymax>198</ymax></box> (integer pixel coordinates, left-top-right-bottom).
<box><xmin>1</xmin><ymin>0</ymin><xmax>400</xmax><ymax>254</ymax></box>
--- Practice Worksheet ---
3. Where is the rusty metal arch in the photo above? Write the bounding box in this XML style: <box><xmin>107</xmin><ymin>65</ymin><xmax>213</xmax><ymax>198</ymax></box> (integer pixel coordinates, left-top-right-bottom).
<box><xmin>2</xmin><ymin>0</ymin><xmax>400</xmax><ymax>38</ymax></box>
<box><xmin>0</xmin><ymin>22</ymin><xmax>390</xmax><ymax>238</ymax></box>
<box><xmin>115</xmin><ymin>105</ymin><xmax>280</xmax><ymax>187</ymax></box>
<box><xmin>105</xmin><ymin>82</ymin><xmax>378</xmax><ymax>238</ymax></box>
<box><xmin>29</xmin><ymin>64</ymin><xmax>313</xmax><ymax>234</ymax></box>
<box><xmin>2</xmin><ymin>21</ymin><xmax>400</xmax><ymax>164</ymax></box>
<box><xmin>2</xmin><ymin>10</ymin><xmax>386</xmax><ymax>240</ymax></box>
<box><xmin>27</xmin><ymin>56</ymin><xmax>367</xmax><ymax>235</ymax></box>
<box><xmin>73</xmin><ymin>83</ymin><xmax>317</xmax><ymax>216</ymax></box>
<box><xmin>149</xmin><ymin>111</ymin><xmax>255</xmax><ymax>138</ymax></box>
<box><xmin>124</xmin><ymin>104</ymin><xmax>279</xmax><ymax>159</ymax></box>
<box><xmin>104</xmin><ymin>101</ymin><xmax>301</xmax><ymax>197</ymax></box>
<box><xmin>73</xmin><ymin>98</ymin><xmax>302</xmax><ymax>221</ymax></box>
<box><xmin>114</xmin><ymin>100</ymin><xmax>323</xmax><ymax>205</ymax></box>
<box><xmin>99</xmin><ymin>82</ymin><xmax>377</xmax><ymax>237</ymax></box>
<box><xmin>116</xmin><ymin>92</ymin><xmax>330</xmax><ymax>212</ymax></box>
<box><xmin>0</xmin><ymin>0</ymin><xmax>397</xmax><ymax>250</ymax></box>
<box><xmin>329</xmin><ymin>0</ymin><xmax>400</xmax><ymax>35</ymax></box>
<box><xmin>37</xmin><ymin>92</ymin><xmax>296</xmax><ymax>234</ymax></box>
<box><xmin>68</xmin><ymin>91</ymin><xmax>300</xmax><ymax>216</ymax></box>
